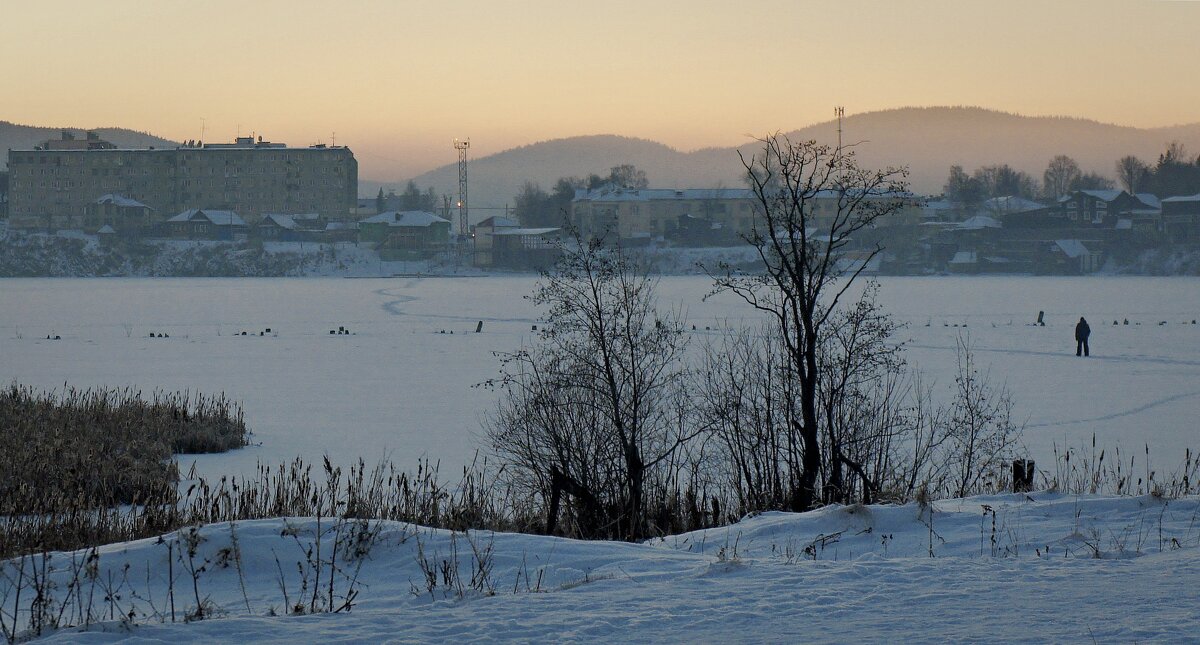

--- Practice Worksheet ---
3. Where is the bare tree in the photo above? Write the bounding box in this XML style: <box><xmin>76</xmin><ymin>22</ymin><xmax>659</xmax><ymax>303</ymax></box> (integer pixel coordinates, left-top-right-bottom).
<box><xmin>815</xmin><ymin>281</ymin><xmax>906</xmax><ymax>503</ymax></box>
<box><xmin>1115</xmin><ymin>155</ymin><xmax>1148</xmax><ymax>194</ymax></box>
<box><xmin>1043</xmin><ymin>155</ymin><xmax>1082</xmax><ymax>199</ymax></box>
<box><xmin>944</xmin><ymin>337</ymin><xmax>1021</xmax><ymax>497</ymax></box>
<box><xmin>709</xmin><ymin>134</ymin><xmax>909</xmax><ymax>511</ymax></box>
<box><xmin>697</xmin><ymin>325</ymin><xmax>794</xmax><ymax>516</ymax></box>
<box><xmin>974</xmin><ymin>164</ymin><xmax>1039</xmax><ymax>200</ymax></box>
<box><xmin>487</xmin><ymin>234</ymin><xmax>692</xmax><ymax>540</ymax></box>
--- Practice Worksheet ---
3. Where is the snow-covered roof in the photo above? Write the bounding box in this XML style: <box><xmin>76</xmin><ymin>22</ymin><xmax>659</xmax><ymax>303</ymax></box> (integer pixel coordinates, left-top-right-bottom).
<box><xmin>1134</xmin><ymin>193</ymin><xmax>1162</xmax><ymax>209</ymax></box>
<box><xmin>325</xmin><ymin>221</ymin><xmax>357</xmax><ymax>231</ymax></box>
<box><xmin>359</xmin><ymin>211</ymin><xmax>449</xmax><ymax>227</ymax></box>
<box><xmin>166</xmin><ymin>209</ymin><xmax>247</xmax><ymax>226</ymax></box>
<box><xmin>1055</xmin><ymin>239</ymin><xmax>1090</xmax><ymax>258</ymax></box>
<box><xmin>260</xmin><ymin>214</ymin><xmax>321</xmax><ymax>230</ymax></box>
<box><xmin>261</xmin><ymin>214</ymin><xmax>299</xmax><ymax>230</ymax></box>
<box><xmin>96</xmin><ymin>224</ymin><xmax>116</xmax><ymax>234</ymax></box>
<box><xmin>1162</xmin><ymin>193</ymin><xmax>1200</xmax><ymax>203</ymax></box>
<box><xmin>1077</xmin><ymin>190</ymin><xmax>1123</xmax><ymax>203</ymax></box>
<box><xmin>574</xmin><ymin>187</ymin><xmax>758</xmax><ymax>202</ymax></box>
<box><xmin>93</xmin><ymin>193</ymin><xmax>151</xmax><ymax>209</ymax></box>
<box><xmin>477</xmin><ymin>216</ymin><xmax>519</xmax><ymax>229</ymax></box>
<box><xmin>980</xmin><ymin>196</ymin><xmax>1043</xmax><ymax>214</ymax></box>
<box><xmin>1115</xmin><ymin>218</ymin><xmax>1133</xmax><ymax>230</ymax></box>
<box><xmin>491</xmin><ymin>227</ymin><xmax>561</xmax><ymax>236</ymax></box>
<box><xmin>949</xmin><ymin>250</ymin><xmax>977</xmax><ymax>264</ymax></box>
<box><xmin>574</xmin><ymin>186</ymin><xmax>915</xmax><ymax>203</ymax></box>
<box><xmin>957</xmin><ymin>215</ymin><xmax>1001</xmax><ymax>230</ymax></box>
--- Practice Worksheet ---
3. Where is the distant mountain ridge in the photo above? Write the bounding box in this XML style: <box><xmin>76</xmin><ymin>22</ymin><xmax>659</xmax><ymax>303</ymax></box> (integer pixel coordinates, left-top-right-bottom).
<box><xmin>400</xmin><ymin>107</ymin><xmax>1200</xmax><ymax>215</ymax></box>
<box><xmin>1</xmin><ymin>121</ymin><xmax>177</xmax><ymax>164</ymax></box>
<box><xmin>8</xmin><ymin>109</ymin><xmax>1200</xmax><ymax>217</ymax></box>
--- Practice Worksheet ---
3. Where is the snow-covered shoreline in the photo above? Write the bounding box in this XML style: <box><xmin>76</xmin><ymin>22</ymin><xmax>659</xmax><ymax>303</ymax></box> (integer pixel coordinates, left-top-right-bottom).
<box><xmin>4</xmin><ymin>230</ymin><xmax>1199</xmax><ymax>277</ymax></box>
<box><xmin>8</xmin><ymin>492</ymin><xmax>1199</xmax><ymax>643</ymax></box>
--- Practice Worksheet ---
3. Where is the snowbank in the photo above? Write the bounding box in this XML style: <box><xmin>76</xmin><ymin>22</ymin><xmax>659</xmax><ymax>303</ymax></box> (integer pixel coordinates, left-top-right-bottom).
<box><xmin>7</xmin><ymin>493</ymin><xmax>1199</xmax><ymax>643</ymax></box>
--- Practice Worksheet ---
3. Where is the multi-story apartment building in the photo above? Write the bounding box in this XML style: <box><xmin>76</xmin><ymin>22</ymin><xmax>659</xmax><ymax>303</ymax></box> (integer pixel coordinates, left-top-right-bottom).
<box><xmin>0</xmin><ymin>170</ymin><xmax>8</xmax><ymax>218</ymax></box>
<box><xmin>570</xmin><ymin>186</ymin><xmax>921</xmax><ymax>241</ymax></box>
<box><xmin>6</xmin><ymin>133</ymin><xmax>357</xmax><ymax>230</ymax></box>
<box><xmin>571</xmin><ymin>187</ymin><xmax>762</xmax><ymax>240</ymax></box>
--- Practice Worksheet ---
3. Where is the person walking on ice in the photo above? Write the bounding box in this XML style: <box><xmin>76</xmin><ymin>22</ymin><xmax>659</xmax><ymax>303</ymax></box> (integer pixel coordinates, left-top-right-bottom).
<box><xmin>1075</xmin><ymin>316</ymin><xmax>1091</xmax><ymax>356</ymax></box>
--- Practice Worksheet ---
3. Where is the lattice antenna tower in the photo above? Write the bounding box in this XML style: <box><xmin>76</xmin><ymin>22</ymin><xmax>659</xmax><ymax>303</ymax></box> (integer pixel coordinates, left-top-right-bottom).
<box><xmin>453</xmin><ymin>138</ymin><xmax>470</xmax><ymax>235</ymax></box>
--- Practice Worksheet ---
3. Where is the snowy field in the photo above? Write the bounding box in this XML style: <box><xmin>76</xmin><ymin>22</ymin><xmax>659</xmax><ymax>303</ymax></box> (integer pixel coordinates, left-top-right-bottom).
<box><xmin>12</xmin><ymin>493</ymin><xmax>1200</xmax><ymax>643</ymax></box>
<box><xmin>2</xmin><ymin>276</ymin><xmax>1199</xmax><ymax>483</ymax></box>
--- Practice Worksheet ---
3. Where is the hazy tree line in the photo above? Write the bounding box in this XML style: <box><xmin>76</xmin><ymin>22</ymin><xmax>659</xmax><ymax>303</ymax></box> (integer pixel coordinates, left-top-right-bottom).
<box><xmin>942</xmin><ymin>142</ymin><xmax>1200</xmax><ymax>207</ymax></box>
<box><xmin>1115</xmin><ymin>142</ymin><xmax>1200</xmax><ymax>197</ymax></box>
<box><xmin>512</xmin><ymin>164</ymin><xmax>649</xmax><ymax>228</ymax></box>
<box><xmin>375</xmin><ymin>181</ymin><xmax>440</xmax><ymax>214</ymax></box>
<box><xmin>485</xmin><ymin>136</ymin><xmax>1020</xmax><ymax>540</ymax></box>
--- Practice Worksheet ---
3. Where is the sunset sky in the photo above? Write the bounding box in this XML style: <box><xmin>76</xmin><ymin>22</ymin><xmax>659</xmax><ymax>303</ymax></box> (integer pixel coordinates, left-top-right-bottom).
<box><xmin>3</xmin><ymin>0</ymin><xmax>1198</xmax><ymax>181</ymax></box>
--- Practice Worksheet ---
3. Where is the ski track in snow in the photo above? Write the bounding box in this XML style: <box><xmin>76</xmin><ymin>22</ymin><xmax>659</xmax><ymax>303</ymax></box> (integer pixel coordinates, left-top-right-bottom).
<box><xmin>1026</xmin><ymin>389</ymin><xmax>1200</xmax><ymax>430</ymax></box>
<box><xmin>906</xmin><ymin>342</ymin><xmax>1200</xmax><ymax>368</ymax></box>
<box><xmin>376</xmin><ymin>284</ymin><xmax>539</xmax><ymax>324</ymax></box>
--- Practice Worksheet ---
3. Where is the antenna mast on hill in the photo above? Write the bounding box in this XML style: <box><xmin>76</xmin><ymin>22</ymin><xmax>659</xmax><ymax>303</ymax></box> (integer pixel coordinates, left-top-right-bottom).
<box><xmin>834</xmin><ymin>106</ymin><xmax>844</xmax><ymax>150</ymax></box>
<box><xmin>453</xmin><ymin>138</ymin><xmax>470</xmax><ymax>236</ymax></box>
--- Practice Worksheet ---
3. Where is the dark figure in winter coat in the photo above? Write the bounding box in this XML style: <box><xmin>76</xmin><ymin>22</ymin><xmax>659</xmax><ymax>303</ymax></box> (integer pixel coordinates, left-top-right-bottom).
<box><xmin>1075</xmin><ymin>317</ymin><xmax>1091</xmax><ymax>357</ymax></box>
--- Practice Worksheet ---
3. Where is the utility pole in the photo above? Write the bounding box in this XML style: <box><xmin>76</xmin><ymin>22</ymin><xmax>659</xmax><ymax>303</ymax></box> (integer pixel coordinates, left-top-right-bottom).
<box><xmin>453</xmin><ymin>138</ymin><xmax>470</xmax><ymax>237</ymax></box>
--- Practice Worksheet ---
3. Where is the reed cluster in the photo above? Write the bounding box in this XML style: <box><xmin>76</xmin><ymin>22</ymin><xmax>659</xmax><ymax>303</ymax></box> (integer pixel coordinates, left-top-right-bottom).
<box><xmin>0</xmin><ymin>383</ymin><xmax>249</xmax><ymax>554</ymax></box>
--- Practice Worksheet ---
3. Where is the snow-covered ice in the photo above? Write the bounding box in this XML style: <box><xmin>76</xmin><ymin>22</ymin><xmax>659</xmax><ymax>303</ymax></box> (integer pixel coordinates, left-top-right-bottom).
<box><xmin>2</xmin><ymin>276</ymin><xmax>1197</xmax><ymax>482</ymax></box>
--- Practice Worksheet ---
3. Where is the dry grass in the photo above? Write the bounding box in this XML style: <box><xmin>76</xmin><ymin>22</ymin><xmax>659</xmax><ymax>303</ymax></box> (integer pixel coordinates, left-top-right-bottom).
<box><xmin>0</xmin><ymin>452</ymin><xmax>534</xmax><ymax>560</ymax></box>
<box><xmin>0</xmin><ymin>383</ymin><xmax>249</xmax><ymax>556</ymax></box>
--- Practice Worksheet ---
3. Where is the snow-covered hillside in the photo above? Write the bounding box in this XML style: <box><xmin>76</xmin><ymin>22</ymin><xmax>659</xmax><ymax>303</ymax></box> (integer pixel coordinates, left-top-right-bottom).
<box><xmin>8</xmin><ymin>493</ymin><xmax>1199</xmax><ymax>643</ymax></box>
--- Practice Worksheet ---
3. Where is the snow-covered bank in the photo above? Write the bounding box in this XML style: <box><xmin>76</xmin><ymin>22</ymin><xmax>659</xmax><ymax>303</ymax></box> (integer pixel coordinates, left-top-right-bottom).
<box><xmin>5</xmin><ymin>230</ymin><xmax>1198</xmax><ymax>278</ymax></box>
<box><xmin>9</xmin><ymin>493</ymin><xmax>1199</xmax><ymax>643</ymax></box>
<box><xmin>0</xmin><ymin>234</ymin><xmax>479</xmax><ymax>278</ymax></box>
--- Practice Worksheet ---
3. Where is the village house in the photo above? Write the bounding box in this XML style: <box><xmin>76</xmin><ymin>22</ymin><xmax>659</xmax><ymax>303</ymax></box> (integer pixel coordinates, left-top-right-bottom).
<box><xmin>490</xmin><ymin>227</ymin><xmax>563</xmax><ymax>269</ymax></box>
<box><xmin>1161</xmin><ymin>193</ymin><xmax>1200</xmax><ymax>242</ymax></box>
<box><xmin>1054</xmin><ymin>190</ymin><xmax>1161</xmax><ymax>232</ymax></box>
<box><xmin>358</xmin><ymin>210</ymin><xmax>450</xmax><ymax>258</ymax></box>
<box><xmin>82</xmin><ymin>193</ymin><xmax>158</xmax><ymax>237</ymax></box>
<box><xmin>164</xmin><ymin>209</ymin><xmax>248</xmax><ymax>240</ymax></box>
<box><xmin>471</xmin><ymin>215</ymin><xmax>563</xmax><ymax>268</ymax></box>
<box><xmin>471</xmin><ymin>216</ymin><xmax>519</xmax><ymax>267</ymax></box>
<box><xmin>256</xmin><ymin>213</ymin><xmax>326</xmax><ymax>241</ymax></box>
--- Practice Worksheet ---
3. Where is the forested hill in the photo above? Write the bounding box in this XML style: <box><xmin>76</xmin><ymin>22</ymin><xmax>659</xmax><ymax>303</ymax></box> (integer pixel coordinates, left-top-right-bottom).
<box><xmin>402</xmin><ymin>107</ymin><xmax>1200</xmax><ymax>210</ymax></box>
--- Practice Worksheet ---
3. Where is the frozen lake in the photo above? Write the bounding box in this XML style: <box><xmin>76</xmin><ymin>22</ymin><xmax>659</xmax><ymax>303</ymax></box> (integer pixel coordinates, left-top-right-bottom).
<box><xmin>3</xmin><ymin>276</ymin><xmax>1199</xmax><ymax>482</ymax></box>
